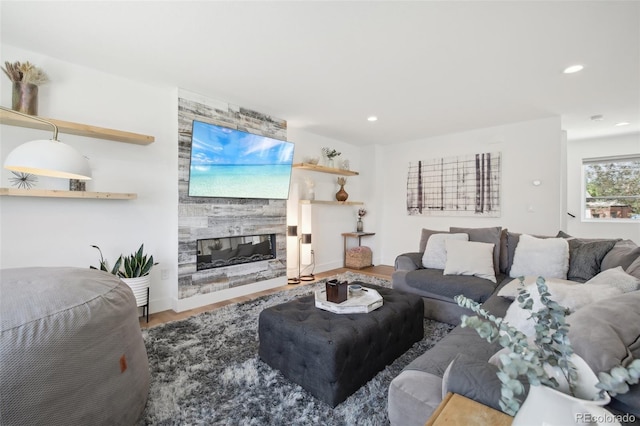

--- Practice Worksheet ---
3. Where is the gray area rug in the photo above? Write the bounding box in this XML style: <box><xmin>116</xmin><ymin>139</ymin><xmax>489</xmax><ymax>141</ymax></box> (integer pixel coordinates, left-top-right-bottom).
<box><xmin>139</xmin><ymin>272</ymin><xmax>454</xmax><ymax>425</ymax></box>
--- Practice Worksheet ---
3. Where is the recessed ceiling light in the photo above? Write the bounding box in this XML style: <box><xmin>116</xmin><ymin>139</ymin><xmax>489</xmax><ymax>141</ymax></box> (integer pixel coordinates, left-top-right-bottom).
<box><xmin>590</xmin><ymin>114</ymin><xmax>604</xmax><ymax>121</ymax></box>
<box><xmin>563</xmin><ymin>64</ymin><xmax>584</xmax><ymax>74</ymax></box>
<box><xmin>615</xmin><ymin>122</ymin><xmax>630</xmax><ymax>127</ymax></box>
<box><xmin>367</xmin><ymin>116</ymin><xmax>378</xmax><ymax>122</ymax></box>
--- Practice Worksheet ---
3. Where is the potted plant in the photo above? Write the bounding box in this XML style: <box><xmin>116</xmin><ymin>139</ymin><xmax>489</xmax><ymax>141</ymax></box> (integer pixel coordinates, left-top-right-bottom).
<box><xmin>455</xmin><ymin>277</ymin><xmax>640</xmax><ymax>424</ymax></box>
<box><xmin>91</xmin><ymin>244</ymin><xmax>157</xmax><ymax>308</ymax></box>
<box><xmin>321</xmin><ymin>147</ymin><xmax>341</xmax><ymax>168</ymax></box>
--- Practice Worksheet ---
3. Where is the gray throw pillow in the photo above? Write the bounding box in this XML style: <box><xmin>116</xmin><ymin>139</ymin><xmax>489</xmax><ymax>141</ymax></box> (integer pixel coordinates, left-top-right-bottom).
<box><xmin>566</xmin><ymin>238</ymin><xmax>617</xmax><ymax>282</ymax></box>
<box><xmin>450</xmin><ymin>226</ymin><xmax>502</xmax><ymax>275</ymax></box>
<box><xmin>568</xmin><ymin>291</ymin><xmax>640</xmax><ymax>373</ymax></box>
<box><xmin>628</xmin><ymin>257</ymin><xmax>640</xmax><ymax>280</ymax></box>
<box><xmin>601</xmin><ymin>240</ymin><xmax>640</xmax><ymax>272</ymax></box>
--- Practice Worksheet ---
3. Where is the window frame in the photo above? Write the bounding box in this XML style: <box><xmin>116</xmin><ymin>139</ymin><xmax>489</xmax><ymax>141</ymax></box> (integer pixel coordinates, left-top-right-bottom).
<box><xmin>581</xmin><ymin>154</ymin><xmax>640</xmax><ymax>223</ymax></box>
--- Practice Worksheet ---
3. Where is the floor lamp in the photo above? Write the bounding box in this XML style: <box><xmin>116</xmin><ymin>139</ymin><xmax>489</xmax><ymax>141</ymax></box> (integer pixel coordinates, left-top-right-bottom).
<box><xmin>287</xmin><ymin>226</ymin><xmax>300</xmax><ymax>284</ymax></box>
<box><xmin>299</xmin><ymin>233</ymin><xmax>314</xmax><ymax>282</ymax></box>
<box><xmin>287</xmin><ymin>226</ymin><xmax>314</xmax><ymax>284</ymax></box>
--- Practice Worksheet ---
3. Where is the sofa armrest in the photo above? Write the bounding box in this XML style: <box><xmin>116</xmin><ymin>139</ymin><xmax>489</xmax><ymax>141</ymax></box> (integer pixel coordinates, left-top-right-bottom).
<box><xmin>442</xmin><ymin>353</ymin><xmax>507</xmax><ymax>413</ymax></box>
<box><xmin>395</xmin><ymin>252</ymin><xmax>423</xmax><ymax>271</ymax></box>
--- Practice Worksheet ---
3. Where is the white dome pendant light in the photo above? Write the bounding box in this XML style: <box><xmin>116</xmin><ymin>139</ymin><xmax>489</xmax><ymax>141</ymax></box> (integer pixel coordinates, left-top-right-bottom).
<box><xmin>2</xmin><ymin>106</ymin><xmax>92</xmax><ymax>180</ymax></box>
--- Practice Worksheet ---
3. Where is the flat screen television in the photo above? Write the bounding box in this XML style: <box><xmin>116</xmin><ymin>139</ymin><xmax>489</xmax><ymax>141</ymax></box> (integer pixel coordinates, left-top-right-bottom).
<box><xmin>188</xmin><ymin>120</ymin><xmax>295</xmax><ymax>199</ymax></box>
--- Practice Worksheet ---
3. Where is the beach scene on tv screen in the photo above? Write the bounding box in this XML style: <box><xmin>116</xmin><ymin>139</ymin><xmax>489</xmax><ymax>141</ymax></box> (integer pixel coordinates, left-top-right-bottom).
<box><xmin>189</xmin><ymin>121</ymin><xmax>294</xmax><ymax>199</ymax></box>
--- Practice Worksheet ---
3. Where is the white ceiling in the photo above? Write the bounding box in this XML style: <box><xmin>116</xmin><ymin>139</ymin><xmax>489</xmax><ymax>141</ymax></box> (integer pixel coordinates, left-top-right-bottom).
<box><xmin>1</xmin><ymin>1</ymin><xmax>639</xmax><ymax>146</ymax></box>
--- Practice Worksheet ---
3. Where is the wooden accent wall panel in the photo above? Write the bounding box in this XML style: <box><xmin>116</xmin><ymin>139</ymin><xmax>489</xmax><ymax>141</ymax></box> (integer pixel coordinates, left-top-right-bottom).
<box><xmin>177</xmin><ymin>91</ymin><xmax>288</xmax><ymax>299</ymax></box>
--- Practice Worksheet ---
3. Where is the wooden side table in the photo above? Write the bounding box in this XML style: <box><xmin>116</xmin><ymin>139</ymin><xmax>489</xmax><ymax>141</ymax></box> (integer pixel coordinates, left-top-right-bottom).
<box><xmin>426</xmin><ymin>393</ymin><xmax>512</xmax><ymax>426</ymax></box>
<box><xmin>341</xmin><ymin>232</ymin><xmax>375</xmax><ymax>268</ymax></box>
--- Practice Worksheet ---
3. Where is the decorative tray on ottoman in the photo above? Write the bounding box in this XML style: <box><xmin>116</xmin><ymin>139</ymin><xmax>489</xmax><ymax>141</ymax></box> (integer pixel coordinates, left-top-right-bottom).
<box><xmin>314</xmin><ymin>287</ymin><xmax>383</xmax><ymax>314</ymax></box>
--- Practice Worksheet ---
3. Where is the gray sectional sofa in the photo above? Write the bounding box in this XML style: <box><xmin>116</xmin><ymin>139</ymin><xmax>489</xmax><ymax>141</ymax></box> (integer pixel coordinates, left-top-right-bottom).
<box><xmin>388</xmin><ymin>227</ymin><xmax>640</xmax><ymax>426</ymax></box>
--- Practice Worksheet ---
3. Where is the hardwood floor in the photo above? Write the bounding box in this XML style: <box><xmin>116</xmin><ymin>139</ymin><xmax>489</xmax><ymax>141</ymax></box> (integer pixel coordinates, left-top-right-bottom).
<box><xmin>139</xmin><ymin>265</ymin><xmax>394</xmax><ymax>328</ymax></box>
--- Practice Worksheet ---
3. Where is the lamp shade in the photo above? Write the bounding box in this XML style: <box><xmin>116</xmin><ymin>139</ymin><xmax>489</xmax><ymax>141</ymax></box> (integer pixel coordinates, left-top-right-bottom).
<box><xmin>4</xmin><ymin>139</ymin><xmax>92</xmax><ymax>180</ymax></box>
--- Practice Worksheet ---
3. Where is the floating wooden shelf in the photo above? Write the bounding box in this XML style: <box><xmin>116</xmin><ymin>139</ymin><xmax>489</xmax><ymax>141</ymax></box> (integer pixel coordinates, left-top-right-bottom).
<box><xmin>293</xmin><ymin>163</ymin><xmax>359</xmax><ymax>176</ymax></box>
<box><xmin>299</xmin><ymin>200</ymin><xmax>364</xmax><ymax>206</ymax></box>
<box><xmin>0</xmin><ymin>109</ymin><xmax>154</xmax><ymax>145</ymax></box>
<box><xmin>0</xmin><ymin>188</ymin><xmax>137</xmax><ymax>200</ymax></box>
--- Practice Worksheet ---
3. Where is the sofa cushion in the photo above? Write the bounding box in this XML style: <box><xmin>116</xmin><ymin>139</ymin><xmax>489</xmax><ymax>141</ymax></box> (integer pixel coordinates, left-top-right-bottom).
<box><xmin>628</xmin><ymin>256</ymin><xmax>640</xmax><ymax>280</ymax></box>
<box><xmin>422</xmin><ymin>233</ymin><xmax>468</xmax><ymax>269</ymax></box>
<box><xmin>503</xmin><ymin>278</ymin><xmax>635</xmax><ymax>336</ymax></box>
<box><xmin>497</xmin><ymin>276</ymin><xmax>577</xmax><ymax>300</ymax></box>
<box><xmin>585</xmin><ymin>266</ymin><xmax>640</xmax><ymax>293</ymax></box>
<box><xmin>405</xmin><ymin>268</ymin><xmax>497</xmax><ymax>303</ymax></box>
<box><xmin>450</xmin><ymin>226</ymin><xmax>502</xmax><ymax>275</ymax></box>
<box><xmin>443</xmin><ymin>240</ymin><xmax>496</xmax><ymax>283</ymax></box>
<box><xmin>568</xmin><ymin>290</ymin><xmax>640</xmax><ymax>374</ymax></box>
<box><xmin>601</xmin><ymin>240</ymin><xmax>640</xmax><ymax>272</ymax></box>
<box><xmin>442</xmin><ymin>353</ymin><xmax>503</xmax><ymax>412</ymax></box>
<box><xmin>566</xmin><ymin>238</ymin><xmax>617</xmax><ymax>282</ymax></box>
<box><xmin>509</xmin><ymin>234</ymin><xmax>569</xmax><ymax>279</ymax></box>
<box><xmin>405</xmin><ymin>326</ymin><xmax>501</xmax><ymax>376</ymax></box>
<box><xmin>388</xmin><ymin>370</ymin><xmax>443</xmax><ymax>426</ymax></box>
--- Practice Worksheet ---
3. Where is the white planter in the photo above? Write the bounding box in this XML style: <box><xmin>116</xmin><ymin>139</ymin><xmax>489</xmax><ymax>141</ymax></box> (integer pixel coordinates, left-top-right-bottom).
<box><xmin>121</xmin><ymin>276</ymin><xmax>150</xmax><ymax>307</ymax></box>
<box><xmin>513</xmin><ymin>354</ymin><xmax>616</xmax><ymax>426</ymax></box>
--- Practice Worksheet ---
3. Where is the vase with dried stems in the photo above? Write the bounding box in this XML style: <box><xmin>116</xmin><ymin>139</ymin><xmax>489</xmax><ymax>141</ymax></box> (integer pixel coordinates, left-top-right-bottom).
<box><xmin>336</xmin><ymin>177</ymin><xmax>349</xmax><ymax>202</ymax></box>
<box><xmin>2</xmin><ymin>61</ymin><xmax>48</xmax><ymax>115</ymax></box>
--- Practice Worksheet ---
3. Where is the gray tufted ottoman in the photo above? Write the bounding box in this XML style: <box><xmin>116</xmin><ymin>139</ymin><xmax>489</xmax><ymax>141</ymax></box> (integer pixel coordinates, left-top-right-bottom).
<box><xmin>258</xmin><ymin>283</ymin><xmax>423</xmax><ymax>407</ymax></box>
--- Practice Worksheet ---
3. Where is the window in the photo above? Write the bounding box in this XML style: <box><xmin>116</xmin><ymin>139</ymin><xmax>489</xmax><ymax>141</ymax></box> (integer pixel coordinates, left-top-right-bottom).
<box><xmin>583</xmin><ymin>155</ymin><xmax>640</xmax><ymax>221</ymax></box>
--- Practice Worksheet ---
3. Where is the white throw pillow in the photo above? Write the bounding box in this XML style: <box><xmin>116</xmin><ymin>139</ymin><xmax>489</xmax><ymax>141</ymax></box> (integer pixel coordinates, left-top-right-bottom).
<box><xmin>443</xmin><ymin>239</ymin><xmax>496</xmax><ymax>283</ymax></box>
<box><xmin>422</xmin><ymin>233</ymin><xmax>468</xmax><ymax>269</ymax></box>
<box><xmin>509</xmin><ymin>234</ymin><xmax>570</xmax><ymax>279</ymax></box>
<box><xmin>498</xmin><ymin>276</ymin><xmax>578</xmax><ymax>299</ymax></box>
<box><xmin>585</xmin><ymin>266</ymin><xmax>640</xmax><ymax>293</ymax></box>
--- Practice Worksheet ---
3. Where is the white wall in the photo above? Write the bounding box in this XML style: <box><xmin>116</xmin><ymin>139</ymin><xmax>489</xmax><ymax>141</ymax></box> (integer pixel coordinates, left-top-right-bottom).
<box><xmin>375</xmin><ymin>117</ymin><xmax>564</xmax><ymax>265</ymax></box>
<box><xmin>5</xmin><ymin>44</ymin><xmax>632</xmax><ymax>315</ymax></box>
<box><xmin>0</xmin><ymin>45</ymin><xmax>179</xmax><ymax>313</ymax></box>
<box><xmin>285</xmin><ymin>128</ymin><xmax>370</xmax><ymax>274</ymax></box>
<box><xmin>566</xmin><ymin>133</ymin><xmax>640</xmax><ymax>244</ymax></box>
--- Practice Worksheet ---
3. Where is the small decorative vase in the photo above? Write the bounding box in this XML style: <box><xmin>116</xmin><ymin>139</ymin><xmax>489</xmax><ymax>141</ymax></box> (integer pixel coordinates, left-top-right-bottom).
<box><xmin>12</xmin><ymin>82</ymin><xmax>39</xmax><ymax>115</ymax></box>
<box><xmin>512</xmin><ymin>355</ymin><xmax>611</xmax><ymax>426</ymax></box>
<box><xmin>336</xmin><ymin>184</ymin><xmax>348</xmax><ymax>202</ymax></box>
<box><xmin>357</xmin><ymin>218</ymin><xmax>363</xmax><ymax>232</ymax></box>
<box><xmin>327</xmin><ymin>158</ymin><xmax>335</xmax><ymax>168</ymax></box>
<box><xmin>69</xmin><ymin>179</ymin><xmax>86</xmax><ymax>192</ymax></box>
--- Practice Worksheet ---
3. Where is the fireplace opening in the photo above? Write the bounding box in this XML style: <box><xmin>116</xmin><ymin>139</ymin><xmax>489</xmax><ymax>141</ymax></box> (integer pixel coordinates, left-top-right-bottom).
<box><xmin>196</xmin><ymin>234</ymin><xmax>276</xmax><ymax>271</ymax></box>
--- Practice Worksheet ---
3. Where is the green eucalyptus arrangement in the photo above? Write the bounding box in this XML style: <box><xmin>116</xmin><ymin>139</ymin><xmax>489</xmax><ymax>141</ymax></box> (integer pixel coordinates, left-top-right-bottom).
<box><xmin>455</xmin><ymin>276</ymin><xmax>640</xmax><ymax>416</ymax></box>
<box><xmin>321</xmin><ymin>147</ymin><xmax>341</xmax><ymax>159</ymax></box>
<box><xmin>91</xmin><ymin>244</ymin><xmax>157</xmax><ymax>278</ymax></box>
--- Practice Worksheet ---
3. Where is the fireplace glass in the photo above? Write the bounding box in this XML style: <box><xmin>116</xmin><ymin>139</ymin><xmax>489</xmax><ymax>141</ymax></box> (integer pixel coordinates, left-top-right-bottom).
<box><xmin>196</xmin><ymin>234</ymin><xmax>276</xmax><ymax>271</ymax></box>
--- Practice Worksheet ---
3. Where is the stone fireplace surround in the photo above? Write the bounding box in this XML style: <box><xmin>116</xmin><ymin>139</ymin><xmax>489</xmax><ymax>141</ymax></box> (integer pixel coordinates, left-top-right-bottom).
<box><xmin>177</xmin><ymin>90</ymin><xmax>288</xmax><ymax>300</ymax></box>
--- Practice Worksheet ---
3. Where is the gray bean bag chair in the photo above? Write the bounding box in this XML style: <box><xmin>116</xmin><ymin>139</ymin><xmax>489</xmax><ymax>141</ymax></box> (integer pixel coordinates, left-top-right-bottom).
<box><xmin>0</xmin><ymin>267</ymin><xmax>149</xmax><ymax>425</ymax></box>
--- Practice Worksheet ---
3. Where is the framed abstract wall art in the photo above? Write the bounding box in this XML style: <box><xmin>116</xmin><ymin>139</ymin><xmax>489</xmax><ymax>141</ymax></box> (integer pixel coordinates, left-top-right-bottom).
<box><xmin>406</xmin><ymin>152</ymin><xmax>501</xmax><ymax>217</ymax></box>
